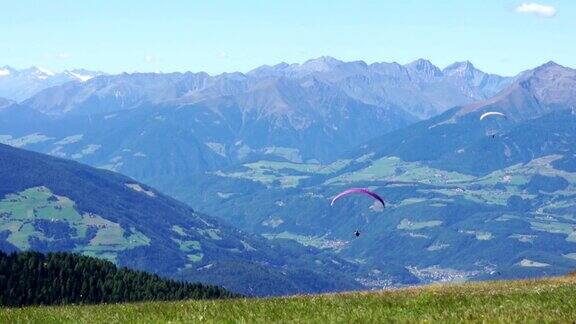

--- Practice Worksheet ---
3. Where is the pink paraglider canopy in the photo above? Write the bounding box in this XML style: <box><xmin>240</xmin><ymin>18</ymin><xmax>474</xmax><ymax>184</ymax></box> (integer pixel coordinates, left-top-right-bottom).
<box><xmin>330</xmin><ymin>188</ymin><xmax>385</xmax><ymax>208</ymax></box>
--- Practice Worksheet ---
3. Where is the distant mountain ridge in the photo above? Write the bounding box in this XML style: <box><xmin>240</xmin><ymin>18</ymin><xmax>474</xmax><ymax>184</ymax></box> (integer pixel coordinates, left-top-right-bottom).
<box><xmin>246</xmin><ymin>56</ymin><xmax>512</xmax><ymax>118</ymax></box>
<box><xmin>0</xmin><ymin>66</ymin><xmax>104</xmax><ymax>102</ymax></box>
<box><xmin>0</xmin><ymin>57</ymin><xmax>512</xmax><ymax>185</ymax></box>
<box><xmin>2</xmin><ymin>57</ymin><xmax>511</xmax><ymax>118</ymax></box>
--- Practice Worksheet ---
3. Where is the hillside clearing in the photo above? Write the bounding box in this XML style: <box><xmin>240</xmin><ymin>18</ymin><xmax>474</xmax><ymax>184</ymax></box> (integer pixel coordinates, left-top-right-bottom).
<box><xmin>3</xmin><ymin>275</ymin><xmax>576</xmax><ymax>323</ymax></box>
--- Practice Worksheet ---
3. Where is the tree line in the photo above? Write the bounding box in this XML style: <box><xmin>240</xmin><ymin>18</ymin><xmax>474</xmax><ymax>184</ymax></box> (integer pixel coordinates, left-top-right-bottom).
<box><xmin>0</xmin><ymin>251</ymin><xmax>239</xmax><ymax>307</ymax></box>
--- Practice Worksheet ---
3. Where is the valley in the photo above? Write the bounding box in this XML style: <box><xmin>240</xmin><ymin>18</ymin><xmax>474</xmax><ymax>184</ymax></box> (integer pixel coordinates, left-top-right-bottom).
<box><xmin>1</xmin><ymin>57</ymin><xmax>575</xmax><ymax>295</ymax></box>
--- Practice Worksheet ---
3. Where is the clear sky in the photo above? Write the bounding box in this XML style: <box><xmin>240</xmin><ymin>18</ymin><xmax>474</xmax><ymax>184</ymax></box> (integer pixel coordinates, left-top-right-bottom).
<box><xmin>1</xmin><ymin>0</ymin><xmax>574</xmax><ymax>76</ymax></box>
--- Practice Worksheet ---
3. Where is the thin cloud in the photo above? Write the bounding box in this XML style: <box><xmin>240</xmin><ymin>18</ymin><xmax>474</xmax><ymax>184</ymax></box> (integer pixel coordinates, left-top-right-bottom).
<box><xmin>144</xmin><ymin>55</ymin><xmax>155</xmax><ymax>63</ymax></box>
<box><xmin>57</xmin><ymin>53</ymin><xmax>71</xmax><ymax>59</ymax></box>
<box><xmin>515</xmin><ymin>3</ymin><xmax>557</xmax><ymax>18</ymax></box>
<box><xmin>217</xmin><ymin>51</ymin><xmax>228</xmax><ymax>59</ymax></box>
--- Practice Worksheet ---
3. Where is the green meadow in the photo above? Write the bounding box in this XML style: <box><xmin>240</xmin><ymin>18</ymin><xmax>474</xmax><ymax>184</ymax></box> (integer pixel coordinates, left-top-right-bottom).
<box><xmin>3</xmin><ymin>274</ymin><xmax>576</xmax><ymax>323</ymax></box>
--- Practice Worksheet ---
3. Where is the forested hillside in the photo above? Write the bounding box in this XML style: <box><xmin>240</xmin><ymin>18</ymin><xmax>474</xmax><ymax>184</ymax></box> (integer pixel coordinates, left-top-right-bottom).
<box><xmin>0</xmin><ymin>143</ymin><xmax>362</xmax><ymax>296</ymax></box>
<box><xmin>0</xmin><ymin>251</ymin><xmax>236</xmax><ymax>307</ymax></box>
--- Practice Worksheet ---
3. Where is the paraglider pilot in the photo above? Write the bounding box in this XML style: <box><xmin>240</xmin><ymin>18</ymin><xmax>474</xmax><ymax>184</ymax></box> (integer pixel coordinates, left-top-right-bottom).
<box><xmin>331</xmin><ymin>188</ymin><xmax>385</xmax><ymax>238</ymax></box>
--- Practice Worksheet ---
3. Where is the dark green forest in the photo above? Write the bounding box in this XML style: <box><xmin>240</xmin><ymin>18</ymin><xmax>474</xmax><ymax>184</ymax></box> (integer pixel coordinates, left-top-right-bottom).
<box><xmin>0</xmin><ymin>251</ymin><xmax>238</xmax><ymax>307</ymax></box>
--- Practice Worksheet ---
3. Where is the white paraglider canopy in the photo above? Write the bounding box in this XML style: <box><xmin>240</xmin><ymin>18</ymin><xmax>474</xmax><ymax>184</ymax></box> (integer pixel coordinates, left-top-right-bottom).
<box><xmin>480</xmin><ymin>111</ymin><xmax>506</xmax><ymax>121</ymax></box>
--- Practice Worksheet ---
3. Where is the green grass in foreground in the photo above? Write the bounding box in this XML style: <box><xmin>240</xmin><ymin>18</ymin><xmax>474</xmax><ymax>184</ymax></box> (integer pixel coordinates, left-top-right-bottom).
<box><xmin>3</xmin><ymin>275</ymin><xmax>576</xmax><ymax>323</ymax></box>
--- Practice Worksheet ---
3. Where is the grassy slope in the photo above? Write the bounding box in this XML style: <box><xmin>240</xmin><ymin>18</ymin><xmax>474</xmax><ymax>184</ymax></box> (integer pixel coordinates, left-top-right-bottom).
<box><xmin>3</xmin><ymin>275</ymin><xmax>576</xmax><ymax>323</ymax></box>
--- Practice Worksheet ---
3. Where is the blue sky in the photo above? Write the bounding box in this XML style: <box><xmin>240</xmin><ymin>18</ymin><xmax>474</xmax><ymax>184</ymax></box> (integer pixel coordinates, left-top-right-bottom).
<box><xmin>1</xmin><ymin>0</ymin><xmax>574</xmax><ymax>76</ymax></box>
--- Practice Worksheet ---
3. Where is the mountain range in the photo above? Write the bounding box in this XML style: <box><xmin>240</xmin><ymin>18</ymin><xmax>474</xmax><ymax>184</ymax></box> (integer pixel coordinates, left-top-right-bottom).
<box><xmin>175</xmin><ymin>61</ymin><xmax>576</xmax><ymax>284</ymax></box>
<box><xmin>0</xmin><ymin>57</ymin><xmax>512</xmax><ymax>194</ymax></box>
<box><xmin>17</xmin><ymin>57</ymin><xmax>512</xmax><ymax>119</ymax></box>
<box><xmin>0</xmin><ymin>57</ymin><xmax>574</xmax><ymax>293</ymax></box>
<box><xmin>248</xmin><ymin>57</ymin><xmax>512</xmax><ymax>118</ymax></box>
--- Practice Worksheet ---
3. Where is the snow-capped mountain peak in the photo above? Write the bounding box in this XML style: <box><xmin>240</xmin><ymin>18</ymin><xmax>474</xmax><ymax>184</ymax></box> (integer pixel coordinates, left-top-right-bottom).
<box><xmin>34</xmin><ymin>67</ymin><xmax>56</xmax><ymax>79</ymax></box>
<box><xmin>0</xmin><ymin>67</ymin><xmax>12</xmax><ymax>77</ymax></box>
<box><xmin>64</xmin><ymin>69</ymin><xmax>100</xmax><ymax>82</ymax></box>
<box><xmin>0</xmin><ymin>66</ymin><xmax>104</xmax><ymax>101</ymax></box>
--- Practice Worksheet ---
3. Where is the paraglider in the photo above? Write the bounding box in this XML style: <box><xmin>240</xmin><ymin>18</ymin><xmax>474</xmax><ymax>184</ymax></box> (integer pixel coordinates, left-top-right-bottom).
<box><xmin>330</xmin><ymin>188</ymin><xmax>385</xmax><ymax>238</ymax></box>
<box><xmin>480</xmin><ymin>111</ymin><xmax>507</xmax><ymax>138</ymax></box>
<box><xmin>330</xmin><ymin>188</ymin><xmax>385</xmax><ymax>207</ymax></box>
<box><xmin>479</xmin><ymin>111</ymin><xmax>506</xmax><ymax>121</ymax></box>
